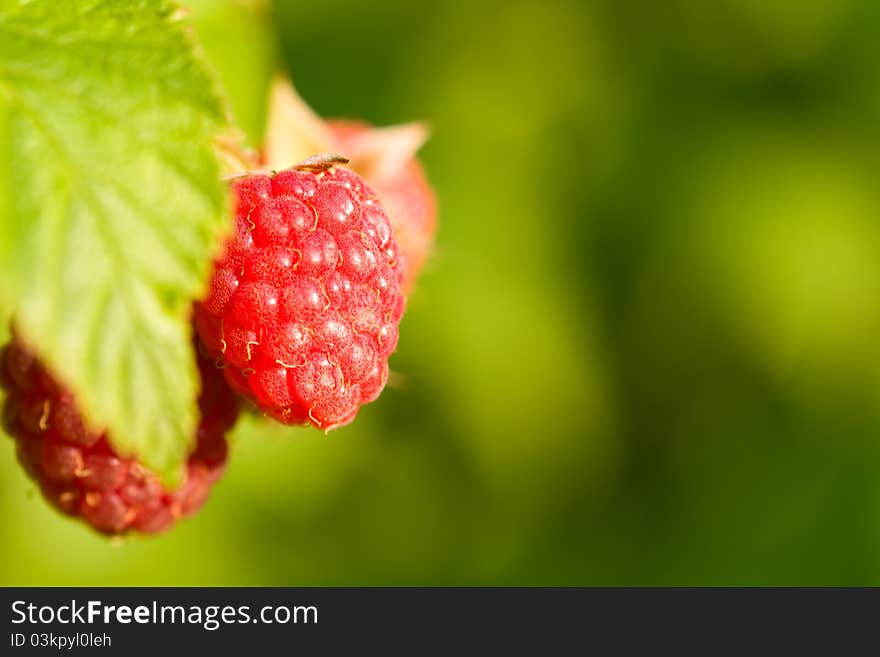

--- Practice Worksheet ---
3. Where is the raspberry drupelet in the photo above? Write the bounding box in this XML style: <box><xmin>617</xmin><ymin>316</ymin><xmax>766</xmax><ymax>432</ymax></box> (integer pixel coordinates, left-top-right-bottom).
<box><xmin>193</xmin><ymin>157</ymin><xmax>405</xmax><ymax>430</ymax></box>
<box><xmin>0</xmin><ymin>335</ymin><xmax>237</xmax><ymax>535</ymax></box>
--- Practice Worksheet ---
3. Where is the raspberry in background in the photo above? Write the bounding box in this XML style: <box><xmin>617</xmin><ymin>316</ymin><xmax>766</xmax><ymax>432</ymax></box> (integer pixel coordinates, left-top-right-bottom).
<box><xmin>327</xmin><ymin>120</ymin><xmax>436</xmax><ymax>293</ymax></box>
<box><xmin>0</xmin><ymin>334</ymin><xmax>237</xmax><ymax>535</ymax></box>
<box><xmin>263</xmin><ymin>77</ymin><xmax>437</xmax><ymax>293</ymax></box>
<box><xmin>194</xmin><ymin>157</ymin><xmax>405</xmax><ymax>430</ymax></box>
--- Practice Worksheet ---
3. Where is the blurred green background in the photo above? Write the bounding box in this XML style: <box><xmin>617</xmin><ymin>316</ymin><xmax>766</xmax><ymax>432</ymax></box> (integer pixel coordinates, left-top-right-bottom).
<box><xmin>4</xmin><ymin>0</ymin><xmax>880</xmax><ymax>584</ymax></box>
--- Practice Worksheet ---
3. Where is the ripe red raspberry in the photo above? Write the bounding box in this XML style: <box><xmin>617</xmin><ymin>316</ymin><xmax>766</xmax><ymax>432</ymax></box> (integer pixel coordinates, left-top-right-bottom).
<box><xmin>0</xmin><ymin>335</ymin><xmax>237</xmax><ymax>535</ymax></box>
<box><xmin>328</xmin><ymin>120</ymin><xmax>437</xmax><ymax>294</ymax></box>
<box><xmin>194</xmin><ymin>158</ymin><xmax>405</xmax><ymax>429</ymax></box>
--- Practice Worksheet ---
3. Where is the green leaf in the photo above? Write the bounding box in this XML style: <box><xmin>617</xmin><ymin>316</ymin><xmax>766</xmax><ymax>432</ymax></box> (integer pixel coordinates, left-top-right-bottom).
<box><xmin>0</xmin><ymin>0</ymin><xmax>229</xmax><ymax>482</ymax></box>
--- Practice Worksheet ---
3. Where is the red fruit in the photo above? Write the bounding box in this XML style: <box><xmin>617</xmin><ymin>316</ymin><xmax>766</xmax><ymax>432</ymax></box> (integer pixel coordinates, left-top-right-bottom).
<box><xmin>328</xmin><ymin>120</ymin><xmax>437</xmax><ymax>293</ymax></box>
<box><xmin>0</xmin><ymin>334</ymin><xmax>237</xmax><ymax>535</ymax></box>
<box><xmin>261</xmin><ymin>79</ymin><xmax>437</xmax><ymax>294</ymax></box>
<box><xmin>194</xmin><ymin>159</ymin><xmax>405</xmax><ymax>430</ymax></box>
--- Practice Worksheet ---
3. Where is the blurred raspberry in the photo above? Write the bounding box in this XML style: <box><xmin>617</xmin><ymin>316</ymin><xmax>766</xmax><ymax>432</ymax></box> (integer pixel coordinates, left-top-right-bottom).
<box><xmin>262</xmin><ymin>78</ymin><xmax>436</xmax><ymax>293</ymax></box>
<box><xmin>328</xmin><ymin>120</ymin><xmax>436</xmax><ymax>293</ymax></box>
<box><xmin>0</xmin><ymin>334</ymin><xmax>237</xmax><ymax>535</ymax></box>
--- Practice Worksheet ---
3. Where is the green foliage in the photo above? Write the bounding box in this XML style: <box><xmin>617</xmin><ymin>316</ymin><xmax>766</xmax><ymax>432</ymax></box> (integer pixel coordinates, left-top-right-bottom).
<box><xmin>184</xmin><ymin>0</ymin><xmax>279</xmax><ymax>147</ymax></box>
<box><xmin>0</xmin><ymin>0</ymin><xmax>228</xmax><ymax>480</ymax></box>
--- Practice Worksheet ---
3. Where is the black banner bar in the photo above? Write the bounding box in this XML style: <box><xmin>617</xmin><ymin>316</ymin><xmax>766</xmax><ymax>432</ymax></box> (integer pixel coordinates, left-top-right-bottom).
<box><xmin>0</xmin><ymin>588</ymin><xmax>873</xmax><ymax>653</ymax></box>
